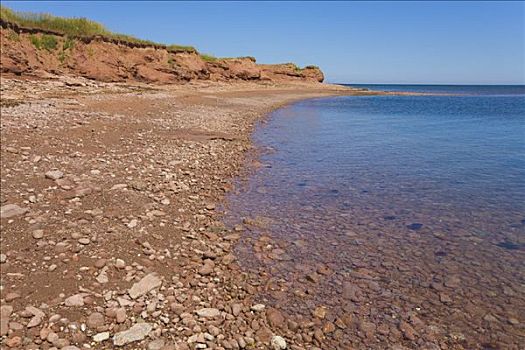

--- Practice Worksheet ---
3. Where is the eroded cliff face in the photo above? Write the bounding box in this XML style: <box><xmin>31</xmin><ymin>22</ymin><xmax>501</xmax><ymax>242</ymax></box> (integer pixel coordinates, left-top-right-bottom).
<box><xmin>0</xmin><ymin>23</ymin><xmax>324</xmax><ymax>84</ymax></box>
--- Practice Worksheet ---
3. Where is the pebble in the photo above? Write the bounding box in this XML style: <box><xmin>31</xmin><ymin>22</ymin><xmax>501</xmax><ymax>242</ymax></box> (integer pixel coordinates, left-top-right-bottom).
<box><xmin>93</xmin><ymin>332</ymin><xmax>110</xmax><ymax>342</ymax></box>
<box><xmin>251</xmin><ymin>304</ymin><xmax>265</xmax><ymax>312</ymax></box>
<box><xmin>32</xmin><ymin>229</ymin><xmax>44</xmax><ymax>239</ymax></box>
<box><xmin>45</xmin><ymin>170</ymin><xmax>64</xmax><ymax>180</ymax></box>
<box><xmin>271</xmin><ymin>335</ymin><xmax>287</xmax><ymax>350</ymax></box>
<box><xmin>78</xmin><ymin>238</ymin><xmax>90</xmax><ymax>245</ymax></box>
<box><xmin>196</xmin><ymin>308</ymin><xmax>220</xmax><ymax>318</ymax></box>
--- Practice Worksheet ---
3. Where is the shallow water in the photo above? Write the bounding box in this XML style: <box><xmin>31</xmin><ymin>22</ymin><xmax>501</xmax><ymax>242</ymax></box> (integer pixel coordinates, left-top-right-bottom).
<box><xmin>223</xmin><ymin>86</ymin><xmax>525</xmax><ymax>348</ymax></box>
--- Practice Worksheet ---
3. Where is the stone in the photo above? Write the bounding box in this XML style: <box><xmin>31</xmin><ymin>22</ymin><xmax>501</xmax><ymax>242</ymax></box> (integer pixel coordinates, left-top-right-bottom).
<box><xmin>45</xmin><ymin>170</ymin><xmax>64</xmax><ymax>180</ymax></box>
<box><xmin>399</xmin><ymin>321</ymin><xmax>417</xmax><ymax>340</ymax></box>
<box><xmin>5</xmin><ymin>336</ymin><xmax>22</xmax><ymax>348</ymax></box>
<box><xmin>27</xmin><ymin>315</ymin><xmax>42</xmax><ymax>328</ymax></box>
<box><xmin>61</xmin><ymin>346</ymin><xmax>80</xmax><ymax>350</ymax></box>
<box><xmin>313</xmin><ymin>306</ymin><xmax>327</xmax><ymax>319</ymax></box>
<box><xmin>115</xmin><ymin>259</ymin><xmax>126</xmax><ymax>269</ymax></box>
<box><xmin>93</xmin><ymin>332</ymin><xmax>110</xmax><ymax>342</ymax></box>
<box><xmin>271</xmin><ymin>335</ymin><xmax>287</xmax><ymax>350</ymax></box>
<box><xmin>129</xmin><ymin>273</ymin><xmax>162</xmax><ymax>299</ymax></box>
<box><xmin>32</xmin><ymin>230</ymin><xmax>44</xmax><ymax>239</ymax></box>
<box><xmin>196</xmin><ymin>308</ymin><xmax>220</xmax><ymax>318</ymax></box>
<box><xmin>116</xmin><ymin>308</ymin><xmax>127</xmax><ymax>323</ymax></box>
<box><xmin>78</xmin><ymin>238</ymin><xmax>90</xmax><ymax>245</ymax></box>
<box><xmin>251</xmin><ymin>304</ymin><xmax>265</xmax><ymax>312</ymax></box>
<box><xmin>0</xmin><ymin>254</ymin><xmax>6</xmax><ymax>263</ymax></box>
<box><xmin>1</xmin><ymin>204</ymin><xmax>28</xmax><ymax>219</ymax></box>
<box><xmin>231</xmin><ymin>303</ymin><xmax>242</xmax><ymax>316</ymax></box>
<box><xmin>198</xmin><ymin>262</ymin><xmax>214</xmax><ymax>275</ymax></box>
<box><xmin>267</xmin><ymin>308</ymin><xmax>285</xmax><ymax>328</ymax></box>
<box><xmin>87</xmin><ymin>312</ymin><xmax>105</xmax><ymax>328</ymax></box>
<box><xmin>96</xmin><ymin>266</ymin><xmax>109</xmax><ymax>284</ymax></box>
<box><xmin>148</xmin><ymin>339</ymin><xmax>166</xmax><ymax>350</ymax></box>
<box><xmin>65</xmin><ymin>294</ymin><xmax>85</xmax><ymax>307</ymax></box>
<box><xmin>113</xmin><ymin>323</ymin><xmax>153</xmax><ymax>346</ymax></box>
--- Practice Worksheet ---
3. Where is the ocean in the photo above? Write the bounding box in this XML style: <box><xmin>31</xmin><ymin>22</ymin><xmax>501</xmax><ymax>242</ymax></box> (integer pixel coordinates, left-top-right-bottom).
<box><xmin>223</xmin><ymin>85</ymin><xmax>525</xmax><ymax>348</ymax></box>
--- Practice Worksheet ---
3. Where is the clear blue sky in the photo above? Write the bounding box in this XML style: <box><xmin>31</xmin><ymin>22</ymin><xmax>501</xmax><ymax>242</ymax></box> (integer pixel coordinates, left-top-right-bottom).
<box><xmin>3</xmin><ymin>1</ymin><xmax>524</xmax><ymax>84</ymax></box>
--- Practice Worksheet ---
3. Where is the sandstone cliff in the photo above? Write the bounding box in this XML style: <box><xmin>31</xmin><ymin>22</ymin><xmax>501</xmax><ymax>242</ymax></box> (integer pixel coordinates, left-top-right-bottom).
<box><xmin>0</xmin><ymin>20</ymin><xmax>324</xmax><ymax>84</ymax></box>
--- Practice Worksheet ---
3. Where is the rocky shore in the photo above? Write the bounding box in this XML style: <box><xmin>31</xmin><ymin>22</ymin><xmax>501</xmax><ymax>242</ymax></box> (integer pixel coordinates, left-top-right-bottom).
<box><xmin>0</xmin><ymin>76</ymin><xmax>375</xmax><ymax>350</ymax></box>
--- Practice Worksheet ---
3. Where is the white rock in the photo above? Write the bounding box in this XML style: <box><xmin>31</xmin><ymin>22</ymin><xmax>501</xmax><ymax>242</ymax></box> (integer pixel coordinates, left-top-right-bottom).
<box><xmin>65</xmin><ymin>294</ymin><xmax>85</xmax><ymax>307</ymax></box>
<box><xmin>93</xmin><ymin>331</ymin><xmax>110</xmax><ymax>342</ymax></box>
<box><xmin>96</xmin><ymin>266</ymin><xmax>109</xmax><ymax>284</ymax></box>
<box><xmin>271</xmin><ymin>335</ymin><xmax>287</xmax><ymax>350</ymax></box>
<box><xmin>113</xmin><ymin>323</ymin><xmax>152</xmax><ymax>346</ymax></box>
<box><xmin>45</xmin><ymin>170</ymin><xmax>64</xmax><ymax>180</ymax></box>
<box><xmin>128</xmin><ymin>273</ymin><xmax>162</xmax><ymax>299</ymax></box>
<box><xmin>196</xmin><ymin>308</ymin><xmax>220</xmax><ymax>318</ymax></box>
<box><xmin>251</xmin><ymin>304</ymin><xmax>265</xmax><ymax>312</ymax></box>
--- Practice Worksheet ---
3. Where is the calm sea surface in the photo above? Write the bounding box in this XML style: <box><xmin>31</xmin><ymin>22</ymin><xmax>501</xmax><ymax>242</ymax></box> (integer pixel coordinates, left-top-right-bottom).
<box><xmin>223</xmin><ymin>85</ymin><xmax>525</xmax><ymax>349</ymax></box>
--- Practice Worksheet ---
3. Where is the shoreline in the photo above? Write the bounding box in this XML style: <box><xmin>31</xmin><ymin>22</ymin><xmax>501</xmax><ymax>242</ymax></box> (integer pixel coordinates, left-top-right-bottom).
<box><xmin>0</xmin><ymin>77</ymin><xmax>371</xmax><ymax>349</ymax></box>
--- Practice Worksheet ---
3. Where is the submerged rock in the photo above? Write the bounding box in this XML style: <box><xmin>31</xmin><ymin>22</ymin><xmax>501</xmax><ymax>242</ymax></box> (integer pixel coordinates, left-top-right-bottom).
<box><xmin>407</xmin><ymin>223</ymin><xmax>423</xmax><ymax>230</ymax></box>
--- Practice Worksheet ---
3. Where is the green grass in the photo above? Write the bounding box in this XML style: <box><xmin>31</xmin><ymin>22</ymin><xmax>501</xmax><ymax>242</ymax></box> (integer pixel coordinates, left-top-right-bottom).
<box><xmin>30</xmin><ymin>34</ymin><xmax>58</xmax><ymax>51</ymax></box>
<box><xmin>1</xmin><ymin>5</ymin><xmax>196</xmax><ymax>52</ymax></box>
<box><xmin>200</xmin><ymin>54</ymin><xmax>218</xmax><ymax>62</ymax></box>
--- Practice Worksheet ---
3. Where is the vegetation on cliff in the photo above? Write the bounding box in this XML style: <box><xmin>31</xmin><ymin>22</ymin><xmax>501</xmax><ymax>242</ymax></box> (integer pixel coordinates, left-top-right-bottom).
<box><xmin>0</xmin><ymin>5</ymin><xmax>196</xmax><ymax>53</ymax></box>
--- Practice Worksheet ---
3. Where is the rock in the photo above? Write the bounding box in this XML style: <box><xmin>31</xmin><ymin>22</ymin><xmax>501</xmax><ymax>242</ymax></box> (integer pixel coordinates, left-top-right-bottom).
<box><xmin>312</xmin><ymin>306</ymin><xmax>327</xmax><ymax>319</ymax></box>
<box><xmin>407</xmin><ymin>223</ymin><xmax>423</xmax><ymax>230</ymax></box>
<box><xmin>399</xmin><ymin>321</ymin><xmax>417</xmax><ymax>340</ymax></box>
<box><xmin>87</xmin><ymin>312</ymin><xmax>105</xmax><ymax>328</ymax></box>
<box><xmin>32</xmin><ymin>230</ymin><xmax>44</xmax><ymax>239</ymax></box>
<box><xmin>115</xmin><ymin>259</ymin><xmax>126</xmax><ymax>269</ymax></box>
<box><xmin>4</xmin><ymin>293</ymin><xmax>20</xmax><ymax>302</ymax></box>
<box><xmin>148</xmin><ymin>339</ymin><xmax>166</xmax><ymax>350</ymax></box>
<box><xmin>267</xmin><ymin>308</ymin><xmax>285</xmax><ymax>328</ymax></box>
<box><xmin>45</xmin><ymin>170</ymin><xmax>64</xmax><ymax>180</ymax></box>
<box><xmin>93</xmin><ymin>332</ymin><xmax>110</xmax><ymax>342</ymax></box>
<box><xmin>198</xmin><ymin>261</ymin><xmax>214</xmax><ymax>275</ymax></box>
<box><xmin>251</xmin><ymin>304</ymin><xmax>265</xmax><ymax>312</ymax></box>
<box><xmin>271</xmin><ymin>336</ymin><xmax>287</xmax><ymax>350</ymax></box>
<box><xmin>61</xmin><ymin>346</ymin><xmax>80</xmax><ymax>350</ymax></box>
<box><xmin>96</xmin><ymin>266</ymin><xmax>109</xmax><ymax>284</ymax></box>
<box><xmin>65</xmin><ymin>294</ymin><xmax>85</xmax><ymax>307</ymax></box>
<box><xmin>0</xmin><ymin>254</ymin><xmax>6</xmax><ymax>263</ymax></box>
<box><xmin>196</xmin><ymin>308</ymin><xmax>220</xmax><ymax>318</ymax></box>
<box><xmin>78</xmin><ymin>238</ymin><xmax>90</xmax><ymax>245</ymax></box>
<box><xmin>5</xmin><ymin>336</ymin><xmax>22</xmax><ymax>348</ymax></box>
<box><xmin>1</xmin><ymin>204</ymin><xmax>28</xmax><ymax>219</ymax></box>
<box><xmin>27</xmin><ymin>315</ymin><xmax>42</xmax><ymax>328</ymax></box>
<box><xmin>116</xmin><ymin>308</ymin><xmax>127</xmax><ymax>323</ymax></box>
<box><xmin>231</xmin><ymin>303</ymin><xmax>242</xmax><ymax>316</ymax></box>
<box><xmin>113</xmin><ymin>323</ymin><xmax>153</xmax><ymax>346</ymax></box>
<box><xmin>129</xmin><ymin>273</ymin><xmax>162</xmax><ymax>299</ymax></box>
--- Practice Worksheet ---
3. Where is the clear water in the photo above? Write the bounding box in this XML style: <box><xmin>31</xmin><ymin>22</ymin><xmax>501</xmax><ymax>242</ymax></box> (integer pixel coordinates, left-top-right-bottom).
<box><xmin>224</xmin><ymin>86</ymin><xmax>525</xmax><ymax>349</ymax></box>
<box><xmin>346</xmin><ymin>84</ymin><xmax>525</xmax><ymax>96</ymax></box>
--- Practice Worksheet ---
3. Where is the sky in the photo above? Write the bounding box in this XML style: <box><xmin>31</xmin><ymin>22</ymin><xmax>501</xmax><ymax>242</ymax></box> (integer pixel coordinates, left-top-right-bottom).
<box><xmin>3</xmin><ymin>1</ymin><xmax>524</xmax><ymax>84</ymax></box>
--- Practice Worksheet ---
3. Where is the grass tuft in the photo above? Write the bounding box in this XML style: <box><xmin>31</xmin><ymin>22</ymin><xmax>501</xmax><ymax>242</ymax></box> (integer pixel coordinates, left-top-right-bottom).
<box><xmin>1</xmin><ymin>5</ymin><xmax>197</xmax><ymax>52</ymax></box>
<box><xmin>200</xmin><ymin>54</ymin><xmax>218</xmax><ymax>62</ymax></box>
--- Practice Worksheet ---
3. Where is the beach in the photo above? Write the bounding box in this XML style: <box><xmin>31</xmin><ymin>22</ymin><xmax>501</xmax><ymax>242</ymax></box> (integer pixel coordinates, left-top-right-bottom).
<box><xmin>1</xmin><ymin>76</ymin><xmax>366</xmax><ymax>350</ymax></box>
